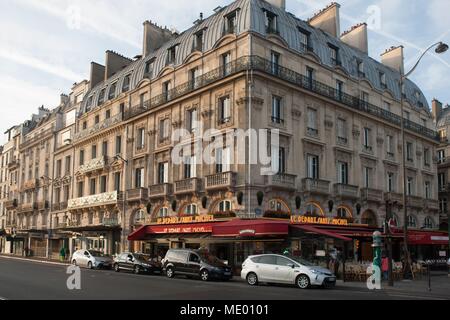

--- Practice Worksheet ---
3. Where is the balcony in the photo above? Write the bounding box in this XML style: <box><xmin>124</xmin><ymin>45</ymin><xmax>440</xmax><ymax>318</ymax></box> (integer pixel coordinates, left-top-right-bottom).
<box><xmin>68</xmin><ymin>191</ymin><xmax>118</xmax><ymax>210</ymax></box>
<box><xmin>302</xmin><ymin>178</ymin><xmax>330</xmax><ymax>195</ymax></box>
<box><xmin>37</xmin><ymin>201</ymin><xmax>50</xmax><ymax>211</ymax></box>
<box><xmin>361</xmin><ymin>188</ymin><xmax>384</xmax><ymax>203</ymax></box>
<box><xmin>265</xmin><ymin>173</ymin><xmax>297</xmax><ymax>191</ymax></box>
<box><xmin>20</xmin><ymin>126</ymin><xmax>54</xmax><ymax>150</ymax></box>
<box><xmin>17</xmin><ymin>203</ymin><xmax>37</xmax><ymax>213</ymax></box>
<box><xmin>102</xmin><ymin>218</ymin><xmax>120</xmax><ymax>227</ymax></box>
<box><xmin>8</xmin><ymin>160</ymin><xmax>19</xmax><ymax>170</ymax></box>
<box><xmin>126</xmin><ymin>188</ymin><xmax>149</xmax><ymax>203</ymax></box>
<box><xmin>149</xmin><ymin>184</ymin><xmax>173</xmax><ymax>199</ymax></box>
<box><xmin>23</xmin><ymin>179</ymin><xmax>39</xmax><ymax>191</ymax></box>
<box><xmin>73</xmin><ymin>113</ymin><xmax>123</xmax><ymax>142</ymax></box>
<box><xmin>424</xmin><ymin>199</ymin><xmax>439</xmax><ymax>211</ymax></box>
<box><xmin>334</xmin><ymin>184</ymin><xmax>359</xmax><ymax>199</ymax></box>
<box><xmin>205</xmin><ymin>172</ymin><xmax>237</xmax><ymax>191</ymax></box>
<box><xmin>5</xmin><ymin>199</ymin><xmax>18</xmax><ymax>210</ymax></box>
<box><xmin>78</xmin><ymin>156</ymin><xmax>108</xmax><ymax>175</ymax></box>
<box><xmin>407</xmin><ymin>196</ymin><xmax>423</xmax><ymax>208</ymax></box>
<box><xmin>385</xmin><ymin>192</ymin><xmax>403</xmax><ymax>204</ymax></box>
<box><xmin>174</xmin><ymin>178</ymin><xmax>202</xmax><ymax>195</ymax></box>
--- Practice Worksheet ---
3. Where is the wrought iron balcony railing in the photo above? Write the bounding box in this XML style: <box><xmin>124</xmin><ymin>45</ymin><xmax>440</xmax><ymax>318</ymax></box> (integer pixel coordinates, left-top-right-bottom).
<box><xmin>123</xmin><ymin>56</ymin><xmax>437</xmax><ymax>141</ymax></box>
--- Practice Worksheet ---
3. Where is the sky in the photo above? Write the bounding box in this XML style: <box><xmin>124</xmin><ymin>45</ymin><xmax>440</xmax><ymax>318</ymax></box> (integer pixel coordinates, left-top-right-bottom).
<box><xmin>0</xmin><ymin>0</ymin><xmax>449</xmax><ymax>143</ymax></box>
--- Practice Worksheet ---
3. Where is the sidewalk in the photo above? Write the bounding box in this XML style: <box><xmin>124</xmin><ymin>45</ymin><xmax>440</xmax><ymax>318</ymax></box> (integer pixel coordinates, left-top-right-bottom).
<box><xmin>0</xmin><ymin>254</ymin><xmax>70</xmax><ymax>266</ymax></box>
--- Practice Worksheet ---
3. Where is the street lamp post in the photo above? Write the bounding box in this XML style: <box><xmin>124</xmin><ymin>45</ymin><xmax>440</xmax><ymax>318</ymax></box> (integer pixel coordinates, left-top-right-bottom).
<box><xmin>114</xmin><ymin>155</ymin><xmax>128</xmax><ymax>254</ymax></box>
<box><xmin>399</xmin><ymin>42</ymin><xmax>448</xmax><ymax>279</ymax></box>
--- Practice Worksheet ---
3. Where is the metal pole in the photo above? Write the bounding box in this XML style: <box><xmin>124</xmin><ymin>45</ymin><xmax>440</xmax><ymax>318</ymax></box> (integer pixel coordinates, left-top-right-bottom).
<box><xmin>399</xmin><ymin>76</ymin><xmax>412</xmax><ymax>279</ymax></box>
<box><xmin>385</xmin><ymin>201</ymin><xmax>394</xmax><ymax>286</ymax></box>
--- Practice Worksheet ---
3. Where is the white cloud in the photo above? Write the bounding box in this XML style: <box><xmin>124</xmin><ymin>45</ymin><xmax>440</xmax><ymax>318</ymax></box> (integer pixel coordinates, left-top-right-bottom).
<box><xmin>0</xmin><ymin>76</ymin><xmax>61</xmax><ymax>143</ymax></box>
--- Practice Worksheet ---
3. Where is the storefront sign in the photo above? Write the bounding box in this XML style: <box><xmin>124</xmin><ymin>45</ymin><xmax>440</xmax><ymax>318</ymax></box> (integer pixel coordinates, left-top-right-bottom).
<box><xmin>156</xmin><ymin>215</ymin><xmax>215</xmax><ymax>225</ymax></box>
<box><xmin>239</xmin><ymin>229</ymin><xmax>256</xmax><ymax>236</ymax></box>
<box><xmin>291</xmin><ymin>216</ymin><xmax>349</xmax><ymax>226</ymax></box>
<box><xmin>152</xmin><ymin>225</ymin><xmax>213</xmax><ymax>234</ymax></box>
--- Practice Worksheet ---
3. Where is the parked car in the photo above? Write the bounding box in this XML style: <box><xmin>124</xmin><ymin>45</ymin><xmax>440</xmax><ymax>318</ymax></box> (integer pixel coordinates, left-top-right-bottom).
<box><xmin>71</xmin><ymin>249</ymin><xmax>113</xmax><ymax>270</ymax></box>
<box><xmin>162</xmin><ymin>249</ymin><xmax>233</xmax><ymax>281</ymax></box>
<box><xmin>113</xmin><ymin>252</ymin><xmax>162</xmax><ymax>275</ymax></box>
<box><xmin>241</xmin><ymin>254</ymin><xmax>336</xmax><ymax>289</ymax></box>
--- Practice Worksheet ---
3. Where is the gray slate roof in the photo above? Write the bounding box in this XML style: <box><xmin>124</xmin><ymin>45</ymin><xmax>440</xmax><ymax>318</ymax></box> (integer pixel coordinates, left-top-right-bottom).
<box><xmin>80</xmin><ymin>0</ymin><xmax>429</xmax><ymax>115</ymax></box>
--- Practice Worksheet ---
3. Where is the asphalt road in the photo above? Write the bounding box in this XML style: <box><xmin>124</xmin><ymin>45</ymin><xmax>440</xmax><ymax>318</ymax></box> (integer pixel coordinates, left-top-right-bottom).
<box><xmin>0</xmin><ymin>257</ymin><xmax>448</xmax><ymax>300</ymax></box>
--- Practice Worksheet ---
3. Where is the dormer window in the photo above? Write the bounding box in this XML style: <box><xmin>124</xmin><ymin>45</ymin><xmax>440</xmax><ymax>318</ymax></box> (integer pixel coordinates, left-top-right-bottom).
<box><xmin>86</xmin><ymin>96</ymin><xmax>93</xmax><ymax>109</ymax></box>
<box><xmin>193</xmin><ymin>30</ymin><xmax>204</xmax><ymax>52</ymax></box>
<box><xmin>380</xmin><ymin>72</ymin><xmax>386</xmax><ymax>88</ymax></box>
<box><xmin>98</xmin><ymin>89</ymin><xmax>106</xmax><ymax>106</ymax></box>
<box><xmin>357</xmin><ymin>61</ymin><xmax>365</xmax><ymax>77</ymax></box>
<box><xmin>108</xmin><ymin>82</ymin><xmax>117</xmax><ymax>100</ymax></box>
<box><xmin>122</xmin><ymin>75</ymin><xmax>131</xmax><ymax>93</ymax></box>
<box><xmin>329</xmin><ymin>44</ymin><xmax>340</xmax><ymax>66</ymax></box>
<box><xmin>299</xmin><ymin>28</ymin><xmax>312</xmax><ymax>52</ymax></box>
<box><xmin>224</xmin><ymin>11</ymin><xmax>237</xmax><ymax>35</ymax></box>
<box><xmin>264</xmin><ymin>10</ymin><xmax>278</xmax><ymax>34</ymax></box>
<box><xmin>167</xmin><ymin>45</ymin><xmax>178</xmax><ymax>65</ymax></box>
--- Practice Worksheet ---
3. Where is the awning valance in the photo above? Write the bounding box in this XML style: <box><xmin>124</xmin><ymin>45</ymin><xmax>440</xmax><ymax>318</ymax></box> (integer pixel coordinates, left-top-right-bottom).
<box><xmin>212</xmin><ymin>219</ymin><xmax>289</xmax><ymax>238</ymax></box>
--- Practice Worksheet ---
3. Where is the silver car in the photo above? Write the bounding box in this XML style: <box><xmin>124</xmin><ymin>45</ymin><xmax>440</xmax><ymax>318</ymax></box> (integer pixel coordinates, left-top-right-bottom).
<box><xmin>71</xmin><ymin>249</ymin><xmax>113</xmax><ymax>270</ymax></box>
<box><xmin>241</xmin><ymin>254</ymin><xmax>336</xmax><ymax>289</ymax></box>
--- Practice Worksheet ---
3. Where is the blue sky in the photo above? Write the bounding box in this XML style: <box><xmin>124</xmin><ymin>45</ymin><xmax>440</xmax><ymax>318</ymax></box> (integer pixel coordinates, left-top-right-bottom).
<box><xmin>0</xmin><ymin>0</ymin><xmax>449</xmax><ymax>143</ymax></box>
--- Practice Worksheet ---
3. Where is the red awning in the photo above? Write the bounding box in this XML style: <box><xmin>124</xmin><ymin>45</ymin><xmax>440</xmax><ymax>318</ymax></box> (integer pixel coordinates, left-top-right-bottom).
<box><xmin>128</xmin><ymin>222</ymin><xmax>215</xmax><ymax>241</ymax></box>
<box><xmin>212</xmin><ymin>219</ymin><xmax>289</xmax><ymax>238</ymax></box>
<box><xmin>408</xmin><ymin>231</ymin><xmax>449</xmax><ymax>245</ymax></box>
<box><xmin>291</xmin><ymin>224</ymin><xmax>353</xmax><ymax>242</ymax></box>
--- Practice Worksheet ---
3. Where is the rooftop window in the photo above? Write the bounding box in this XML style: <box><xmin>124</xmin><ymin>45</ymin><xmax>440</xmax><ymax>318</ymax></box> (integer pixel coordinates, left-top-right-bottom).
<box><xmin>264</xmin><ymin>10</ymin><xmax>278</xmax><ymax>34</ymax></box>
<box><xmin>97</xmin><ymin>89</ymin><xmax>106</xmax><ymax>106</ymax></box>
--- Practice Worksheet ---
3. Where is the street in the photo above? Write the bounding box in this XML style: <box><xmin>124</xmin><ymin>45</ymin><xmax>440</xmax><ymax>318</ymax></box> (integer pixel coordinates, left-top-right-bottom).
<box><xmin>0</xmin><ymin>257</ymin><xmax>449</xmax><ymax>300</ymax></box>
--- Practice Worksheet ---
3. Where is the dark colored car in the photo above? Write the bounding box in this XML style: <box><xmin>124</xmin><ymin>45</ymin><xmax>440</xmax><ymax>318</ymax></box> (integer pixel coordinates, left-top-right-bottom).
<box><xmin>113</xmin><ymin>252</ymin><xmax>162</xmax><ymax>275</ymax></box>
<box><xmin>162</xmin><ymin>249</ymin><xmax>233</xmax><ymax>281</ymax></box>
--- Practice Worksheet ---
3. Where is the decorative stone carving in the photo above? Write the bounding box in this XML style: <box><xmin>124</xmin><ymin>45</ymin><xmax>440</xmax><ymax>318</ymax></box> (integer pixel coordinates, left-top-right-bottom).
<box><xmin>352</xmin><ymin>126</ymin><xmax>360</xmax><ymax>138</ymax></box>
<box><xmin>335</xmin><ymin>149</ymin><xmax>353</xmax><ymax>163</ymax></box>
<box><xmin>78</xmin><ymin>157</ymin><xmax>107</xmax><ymax>175</ymax></box>
<box><xmin>291</xmin><ymin>109</ymin><xmax>302</xmax><ymax>119</ymax></box>
<box><xmin>324</xmin><ymin>116</ymin><xmax>334</xmax><ymax>130</ymax></box>
<box><xmin>172</xmin><ymin>121</ymin><xmax>182</xmax><ymax>128</ymax></box>
<box><xmin>201</xmin><ymin>110</ymin><xmax>213</xmax><ymax>119</ymax></box>
<box><xmin>360</xmin><ymin>155</ymin><xmax>377</xmax><ymax>168</ymax></box>
<box><xmin>68</xmin><ymin>191</ymin><xmax>118</xmax><ymax>210</ymax></box>
<box><xmin>376</xmin><ymin>136</ymin><xmax>384</xmax><ymax>146</ymax></box>
<box><xmin>302</xmin><ymin>139</ymin><xmax>324</xmax><ymax>155</ymax></box>
<box><xmin>148</xmin><ymin>129</ymin><xmax>157</xmax><ymax>136</ymax></box>
<box><xmin>236</xmin><ymin>97</ymin><xmax>264</xmax><ymax>106</ymax></box>
<box><xmin>74</xmin><ymin>113</ymin><xmax>122</xmax><ymax>142</ymax></box>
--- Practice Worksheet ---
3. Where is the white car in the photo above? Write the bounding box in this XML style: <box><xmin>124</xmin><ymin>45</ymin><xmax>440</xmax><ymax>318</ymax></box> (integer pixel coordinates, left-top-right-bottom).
<box><xmin>71</xmin><ymin>249</ymin><xmax>113</xmax><ymax>270</ymax></box>
<box><xmin>241</xmin><ymin>254</ymin><xmax>336</xmax><ymax>289</ymax></box>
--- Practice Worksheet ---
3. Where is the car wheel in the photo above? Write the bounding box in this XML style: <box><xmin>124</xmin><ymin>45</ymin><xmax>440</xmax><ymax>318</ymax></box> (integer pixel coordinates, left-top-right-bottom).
<box><xmin>200</xmin><ymin>270</ymin><xmax>209</xmax><ymax>281</ymax></box>
<box><xmin>166</xmin><ymin>267</ymin><xmax>175</xmax><ymax>278</ymax></box>
<box><xmin>72</xmin><ymin>260</ymin><xmax>77</xmax><ymax>266</ymax></box>
<box><xmin>87</xmin><ymin>261</ymin><xmax>93</xmax><ymax>270</ymax></box>
<box><xmin>134</xmin><ymin>266</ymin><xmax>141</xmax><ymax>275</ymax></box>
<box><xmin>114</xmin><ymin>264</ymin><xmax>120</xmax><ymax>272</ymax></box>
<box><xmin>246</xmin><ymin>273</ymin><xmax>258</xmax><ymax>286</ymax></box>
<box><xmin>296</xmin><ymin>274</ymin><xmax>310</xmax><ymax>289</ymax></box>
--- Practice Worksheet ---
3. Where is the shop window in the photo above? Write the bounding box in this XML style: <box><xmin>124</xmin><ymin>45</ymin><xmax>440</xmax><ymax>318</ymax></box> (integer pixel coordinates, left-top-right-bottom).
<box><xmin>305</xmin><ymin>203</ymin><xmax>323</xmax><ymax>217</ymax></box>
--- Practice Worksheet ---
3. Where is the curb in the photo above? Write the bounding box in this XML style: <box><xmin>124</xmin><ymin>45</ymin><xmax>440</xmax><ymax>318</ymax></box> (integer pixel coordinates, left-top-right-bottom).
<box><xmin>0</xmin><ymin>255</ymin><xmax>70</xmax><ymax>267</ymax></box>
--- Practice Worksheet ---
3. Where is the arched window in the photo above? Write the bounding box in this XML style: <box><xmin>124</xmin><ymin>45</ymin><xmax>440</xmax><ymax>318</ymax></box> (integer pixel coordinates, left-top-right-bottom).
<box><xmin>407</xmin><ymin>215</ymin><xmax>417</xmax><ymax>228</ymax></box>
<box><xmin>361</xmin><ymin>210</ymin><xmax>377</xmax><ymax>227</ymax></box>
<box><xmin>424</xmin><ymin>217</ymin><xmax>434</xmax><ymax>229</ymax></box>
<box><xmin>184</xmin><ymin>204</ymin><xmax>198</xmax><ymax>216</ymax></box>
<box><xmin>218</xmin><ymin>200</ymin><xmax>232</xmax><ymax>212</ymax></box>
<box><xmin>305</xmin><ymin>203</ymin><xmax>324</xmax><ymax>217</ymax></box>
<box><xmin>337</xmin><ymin>207</ymin><xmax>352</xmax><ymax>218</ymax></box>
<box><xmin>134</xmin><ymin>209</ymin><xmax>146</xmax><ymax>225</ymax></box>
<box><xmin>268</xmin><ymin>199</ymin><xmax>289</xmax><ymax>213</ymax></box>
<box><xmin>157</xmin><ymin>207</ymin><xmax>169</xmax><ymax>218</ymax></box>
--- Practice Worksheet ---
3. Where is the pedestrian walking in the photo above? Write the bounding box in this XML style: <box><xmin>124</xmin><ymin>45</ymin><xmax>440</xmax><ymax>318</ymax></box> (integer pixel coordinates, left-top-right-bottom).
<box><xmin>60</xmin><ymin>247</ymin><xmax>66</xmax><ymax>262</ymax></box>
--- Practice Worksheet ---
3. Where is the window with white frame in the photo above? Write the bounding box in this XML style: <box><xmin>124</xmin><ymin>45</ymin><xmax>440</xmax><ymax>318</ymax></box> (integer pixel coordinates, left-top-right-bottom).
<box><xmin>135</xmin><ymin>168</ymin><xmax>145</xmax><ymax>188</ymax></box>
<box><xmin>270</xmin><ymin>51</ymin><xmax>280</xmax><ymax>75</ymax></box>
<box><xmin>187</xmin><ymin>109</ymin><xmax>198</xmax><ymax>133</ymax></box>
<box><xmin>406</xmin><ymin>142</ymin><xmax>413</xmax><ymax>161</ymax></box>
<box><xmin>386</xmin><ymin>135</ymin><xmax>394</xmax><ymax>156</ymax></box>
<box><xmin>407</xmin><ymin>215</ymin><xmax>417</xmax><ymax>228</ymax></box>
<box><xmin>216</xmin><ymin>147</ymin><xmax>231</xmax><ymax>174</ymax></box>
<box><xmin>438</xmin><ymin>173</ymin><xmax>446</xmax><ymax>191</ymax></box>
<box><xmin>337</xmin><ymin>118</ymin><xmax>347</xmax><ymax>144</ymax></box>
<box><xmin>218</xmin><ymin>200</ymin><xmax>232</xmax><ymax>212</ymax></box>
<box><xmin>424</xmin><ymin>181</ymin><xmax>432</xmax><ymax>199</ymax></box>
<box><xmin>363</xmin><ymin>127</ymin><xmax>372</xmax><ymax>150</ymax></box>
<box><xmin>184</xmin><ymin>204</ymin><xmax>198</xmax><ymax>216</ymax></box>
<box><xmin>184</xmin><ymin>155</ymin><xmax>197</xmax><ymax>179</ymax></box>
<box><xmin>307</xmin><ymin>108</ymin><xmax>318</xmax><ymax>135</ymax></box>
<box><xmin>438</xmin><ymin>150</ymin><xmax>445</xmax><ymax>163</ymax></box>
<box><xmin>158</xmin><ymin>162</ymin><xmax>169</xmax><ymax>184</ymax></box>
<box><xmin>407</xmin><ymin>177</ymin><xmax>414</xmax><ymax>196</ymax></box>
<box><xmin>387</xmin><ymin>172</ymin><xmax>395</xmax><ymax>192</ymax></box>
<box><xmin>337</xmin><ymin>162</ymin><xmax>348</xmax><ymax>185</ymax></box>
<box><xmin>158</xmin><ymin>207</ymin><xmax>169</xmax><ymax>218</ymax></box>
<box><xmin>271</xmin><ymin>146</ymin><xmax>286</xmax><ymax>174</ymax></box>
<box><xmin>271</xmin><ymin>96</ymin><xmax>283</xmax><ymax>124</ymax></box>
<box><xmin>159</xmin><ymin>119</ymin><xmax>170</xmax><ymax>142</ymax></box>
<box><xmin>439</xmin><ymin>198</ymin><xmax>448</xmax><ymax>213</ymax></box>
<box><xmin>137</xmin><ymin>128</ymin><xmax>145</xmax><ymax>149</ymax></box>
<box><xmin>424</xmin><ymin>217</ymin><xmax>433</xmax><ymax>229</ymax></box>
<box><xmin>219</xmin><ymin>96</ymin><xmax>231</xmax><ymax>124</ymax></box>
<box><xmin>307</xmin><ymin>154</ymin><xmax>319</xmax><ymax>179</ymax></box>
<box><xmin>363</xmin><ymin>167</ymin><xmax>372</xmax><ymax>188</ymax></box>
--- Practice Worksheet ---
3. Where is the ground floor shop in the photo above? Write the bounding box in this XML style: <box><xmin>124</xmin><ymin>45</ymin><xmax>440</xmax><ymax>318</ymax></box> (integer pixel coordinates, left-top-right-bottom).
<box><xmin>66</xmin><ymin>229</ymin><xmax>121</xmax><ymax>256</ymax></box>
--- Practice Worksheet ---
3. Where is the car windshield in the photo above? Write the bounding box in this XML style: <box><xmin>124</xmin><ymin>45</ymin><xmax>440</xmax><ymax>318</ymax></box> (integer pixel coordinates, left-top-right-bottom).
<box><xmin>198</xmin><ymin>252</ymin><xmax>225</xmax><ymax>266</ymax></box>
<box><xmin>89</xmin><ymin>251</ymin><xmax>108</xmax><ymax>257</ymax></box>
<box><xmin>285</xmin><ymin>256</ymin><xmax>315</xmax><ymax>267</ymax></box>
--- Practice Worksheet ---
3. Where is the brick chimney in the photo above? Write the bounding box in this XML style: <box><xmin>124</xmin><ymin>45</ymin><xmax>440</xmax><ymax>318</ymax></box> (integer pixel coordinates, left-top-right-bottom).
<box><xmin>380</xmin><ymin>46</ymin><xmax>404</xmax><ymax>74</ymax></box>
<box><xmin>432</xmin><ymin>99</ymin><xmax>443</xmax><ymax>121</ymax></box>
<box><xmin>340</xmin><ymin>23</ymin><xmax>368</xmax><ymax>54</ymax></box>
<box><xmin>308</xmin><ymin>2</ymin><xmax>341</xmax><ymax>37</ymax></box>
<box><xmin>143</xmin><ymin>20</ymin><xmax>176</xmax><ymax>56</ymax></box>
<box><xmin>266</xmin><ymin>0</ymin><xmax>286</xmax><ymax>10</ymax></box>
